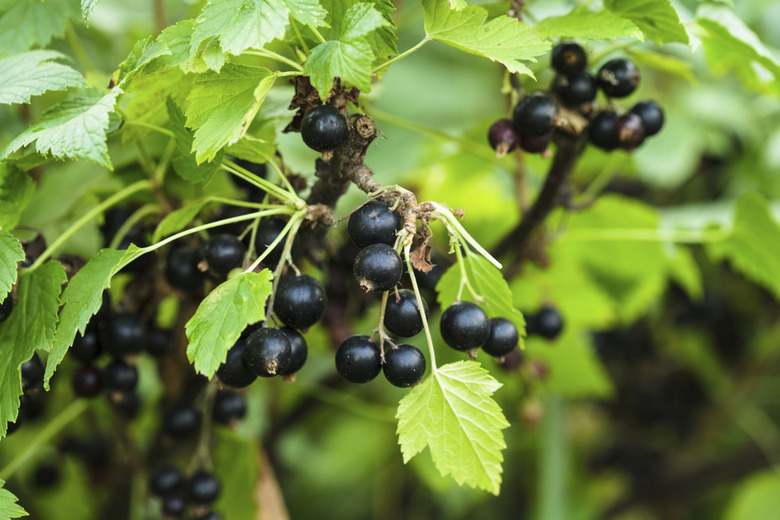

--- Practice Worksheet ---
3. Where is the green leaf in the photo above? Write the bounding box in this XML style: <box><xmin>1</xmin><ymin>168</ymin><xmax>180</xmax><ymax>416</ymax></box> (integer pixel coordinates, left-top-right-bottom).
<box><xmin>152</xmin><ymin>199</ymin><xmax>211</xmax><ymax>243</ymax></box>
<box><xmin>423</xmin><ymin>0</ymin><xmax>549</xmax><ymax>77</ymax></box>
<box><xmin>604</xmin><ymin>0</ymin><xmax>688</xmax><ymax>44</ymax></box>
<box><xmin>185</xmin><ymin>270</ymin><xmax>273</xmax><ymax>377</ymax></box>
<box><xmin>81</xmin><ymin>0</ymin><xmax>99</xmax><ymax>22</ymax></box>
<box><xmin>0</xmin><ymin>480</ymin><xmax>27</xmax><ymax>519</ymax></box>
<box><xmin>0</xmin><ymin>51</ymin><xmax>85</xmax><ymax>105</ymax></box>
<box><xmin>304</xmin><ymin>40</ymin><xmax>374</xmax><ymax>96</ymax></box>
<box><xmin>185</xmin><ymin>64</ymin><xmax>278</xmax><ymax>163</ymax></box>
<box><xmin>533</xmin><ymin>6</ymin><xmax>643</xmax><ymax>42</ymax></box>
<box><xmin>627</xmin><ymin>48</ymin><xmax>696</xmax><ymax>83</ymax></box>
<box><xmin>396</xmin><ymin>360</ymin><xmax>509</xmax><ymax>495</ymax></box>
<box><xmin>0</xmin><ymin>261</ymin><xmax>66</xmax><ymax>436</ymax></box>
<box><xmin>0</xmin><ymin>0</ymin><xmax>73</xmax><ymax>58</ymax></box>
<box><xmin>213</xmin><ymin>428</ymin><xmax>259</xmax><ymax>520</ymax></box>
<box><xmin>321</xmin><ymin>0</ymin><xmax>397</xmax><ymax>57</ymax></box>
<box><xmin>115</xmin><ymin>36</ymin><xmax>171</xmax><ymax>88</ymax></box>
<box><xmin>150</xmin><ymin>20</ymin><xmax>197</xmax><ymax>72</ymax></box>
<box><xmin>0</xmin><ymin>231</ymin><xmax>23</xmax><ymax>303</ymax></box>
<box><xmin>0</xmin><ymin>163</ymin><xmax>35</xmax><ymax>231</ymax></box>
<box><xmin>122</xmin><ymin>68</ymin><xmax>193</xmax><ymax>144</ymax></box>
<box><xmin>168</xmin><ymin>99</ymin><xmax>223</xmax><ymax>183</ymax></box>
<box><xmin>724</xmin><ymin>472</ymin><xmax>780</xmax><ymax>520</ymax></box>
<box><xmin>2</xmin><ymin>90</ymin><xmax>121</xmax><ymax>169</ymax></box>
<box><xmin>341</xmin><ymin>2</ymin><xmax>391</xmax><ymax>41</ymax></box>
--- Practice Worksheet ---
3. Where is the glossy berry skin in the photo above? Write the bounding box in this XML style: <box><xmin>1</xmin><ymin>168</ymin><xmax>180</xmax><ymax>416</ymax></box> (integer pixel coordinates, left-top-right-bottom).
<box><xmin>72</xmin><ymin>365</ymin><xmax>103</xmax><ymax>398</ymax></box>
<box><xmin>71</xmin><ymin>329</ymin><xmax>102</xmax><ymax>362</ymax></box>
<box><xmin>0</xmin><ymin>297</ymin><xmax>12</xmax><ymax>324</ymax></box>
<box><xmin>230</xmin><ymin>158</ymin><xmax>267</xmax><ymax>194</ymax></box>
<box><xmin>348</xmin><ymin>201</ymin><xmax>401</xmax><ymax>249</ymax></box>
<box><xmin>551</xmin><ymin>42</ymin><xmax>587</xmax><ymax>77</ymax></box>
<box><xmin>188</xmin><ymin>471</ymin><xmax>220</xmax><ymax>505</ymax></box>
<box><xmin>21</xmin><ymin>353</ymin><xmax>44</xmax><ymax>392</ymax></box>
<box><xmin>163</xmin><ymin>405</ymin><xmax>202</xmax><ymax>439</ymax></box>
<box><xmin>589</xmin><ymin>111</ymin><xmax>619</xmax><ymax>151</ymax></box>
<box><xmin>213</xmin><ymin>390</ymin><xmax>246</xmax><ymax>424</ymax></box>
<box><xmin>630</xmin><ymin>100</ymin><xmax>664</xmax><ymax>136</ymax></box>
<box><xmin>383</xmin><ymin>344</ymin><xmax>426</xmax><ymax>388</ymax></box>
<box><xmin>254</xmin><ymin>218</ymin><xmax>290</xmax><ymax>267</ymax></box>
<box><xmin>384</xmin><ymin>289</ymin><xmax>429</xmax><ymax>338</ymax></box>
<box><xmin>165</xmin><ymin>244</ymin><xmax>204</xmax><ymax>292</ymax></box>
<box><xmin>278</xmin><ymin>327</ymin><xmax>308</xmax><ymax>376</ymax></box>
<box><xmin>513</xmin><ymin>93</ymin><xmax>558</xmax><ymax>137</ymax></box>
<box><xmin>520</xmin><ymin>133</ymin><xmax>551</xmax><ymax>154</ymax></box>
<box><xmin>162</xmin><ymin>494</ymin><xmax>186</xmax><ymax>517</ymax></box>
<box><xmin>440</xmin><ymin>301</ymin><xmax>490</xmax><ymax>351</ymax></box>
<box><xmin>217</xmin><ymin>340</ymin><xmax>257</xmax><ymax>388</ymax></box>
<box><xmin>534</xmin><ymin>306</ymin><xmax>564</xmax><ymax>340</ymax></box>
<box><xmin>552</xmin><ymin>72</ymin><xmax>597</xmax><ymax>107</ymax></box>
<box><xmin>204</xmin><ymin>234</ymin><xmax>244</xmax><ymax>275</ymax></box>
<box><xmin>102</xmin><ymin>360</ymin><xmax>138</xmax><ymax>393</ymax></box>
<box><xmin>273</xmin><ymin>275</ymin><xmax>327</xmax><ymax>330</ymax></box>
<box><xmin>482</xmin><ymin>318</ymin><xmax>519</xmax><ymax>358</ymax></box>
<box><xmin>335</xmin><ymin>335</ymin><xmax>382</xmax><ymax>384</ymax></box>
<box><xmin>487</xmin><ymin>118</ymin><xmax>521</xmax><ymax>156</ymax></box>
<box><xmin>149</xmin><ymin>466</ymin><xmax>184</xmax><ymax>496</ymax></box>
<box><xmin>597</xmin><ymin>59</ymin><xmax>640</xmax><ymax>98</ymax></box>
<box><xmin>353</xmin><ymin>243</ymin><xmax>403</xmax><ymax>292</ymax></box>
<box><xmin>614</xmin><ymin>113</ymin><xmax>646</xmax><ymax>150</ymax></box>
<box><xmin>244</xmin><ymin>328</ymin><xmax>291</xmax><ymax>377</ymax></box>
<box><xmin>301</xmin><ymin>105</ymin><xmax>349</xmax><ymax>152</ymax></box>
<box><xmin>101</xmin><ymin>313</ymin><xmax>147</xmax><ymax>358</ymax></box>
<box><xmin>147</xmin><ymin>328</ymin><xmax>174</xmax><ymax>357</ymax></box>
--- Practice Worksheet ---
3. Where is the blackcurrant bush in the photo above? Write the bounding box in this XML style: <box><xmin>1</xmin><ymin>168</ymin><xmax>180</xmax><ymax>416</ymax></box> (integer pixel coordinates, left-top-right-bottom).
<box><xmin>217</xmin><ymin>340</ymin><xmax>257</xmax><ymax>388</ymax></box>
<box><xmin>102</xmin><ymin>360</ymin><xmax>138</xmax><ymax>393</ymax></box>
<box><xmin>383</xmin><ymin>344</ymin><xmax>426</xmax><ymax>388</ymax></box>
<box><xmin>230</xmin><ymin>158</ymin><xmax>267</xmax><ymax>194</ymax></box>
<box><xmin>255</xmin><ymin>217</ymin><xmax>291</xmax><ymax>267</ymax></box>
<box><xmin>0</xmin><ymin>296</ymin><xmax>12</xmax><ymax>324</ymax></box>
<box><xmin>162</xmin><ymin>493</ymin><xmax>186</xmax><ymax>517</ymax></box>
<box><xmin>32</xmin><ymin>463</ymin><xmax>60</xmax><ymax>489</ymax></box>
<box><xmin>72</xmin><ymin>365</ymin><xmax>103</xmax><ymax>398</ymax></box>
<box><xmin>273</xmin><ymin>275</ymin><xmax>327</xmax><ymax>330</ymax></box>
<box><xmin>597</xmin><ymin>58</ymin><xmax>640</xmax><ymax>98</ymax></box>
<box><xmin>512</xmin><ymin>93</ymin><xmax>558</xmax><ymax>137</ymax></box>
<box><xmin>205</xmin><ymin>234</ymin><xmax>244</xmax><ymax>275</ymax></box>
<box><xmin>335</xmin><ymin>335</ymin><xmax>382</xmax><ymax>383</ymax></box>
<box><xmin>534</xmin><ymin>306</ymin><xmax>564</xmax><ymax>340</ymax></box>
<box><xmin>487</xmin><ymin>118</ymin><xmax>521</xmax><ymax>157</ymax></box>
<box><xmin>163</xmin><ymin>404</ymin><xmax>202</xmax><ymax>439</ymax></box>
<box><xmin>348</xmin><ymin>200</ymin><xmax>401</xmax><ymax>249</ymax></box>
<box><xmin>384</xmin><ymin>289</ymin><xmax>429</xmax><ymax>337</ymax></box>
<box><xmin>589</xmin><ymin>111</ymin><xmax>619</xmax><ymax>151</ymax></box>
<box><xmin>520</xmin><ymin>133</ymin><xmax>551</xmax><ymax>154</ymax></box>
<box><xmin>21</xmin><ymin>353</ymin><xmax>44</xmax><ymax>392</ymax></box>
<box><xmin>279</xmin><ymin>327</ymin><xmax>308</xmax><ymax>376</ymax></box>
<box><xmin>244</xmin><ymin>328</ymin><xmax>291</xmax><ymax>377</ymax></box>
<box><xmin>551</xmin><ymin>41</ymin><xmax>587</xmax><ymax>77</ymax></box>
<box><xmin>101</xmin><ymin>313</ymin><xmax>147</xmax><ymax>358</ymax></box>
<box><xmin>630</xmin><ymin>100</ymin><xmax>664</xmax><ymax>137</ymax></box>
<box><xmin>440</xmin><ymin>301</ymin><xmax>490</xmax><ymax>351</ymax></box>
<box><xmin>116</xmin><ymin>229</ymin><xmax>151</xmax><ymax>274</ymax></box>
<box><xmin>150</xmin><ymin>466</ymin><xmax>184</xmax><ymax>496</ymax></box>
<box><xmin>614</xmin><ymin>113</ymin><xmax>645</xmax><ymax>150</ymax></box>
<box><xmin>70</xmin><ymin>329</ymin><xmax>102</xmax><ymax>362</ymax></box>
<box><xmin>7</xmin><ymin>404</ymin><xmax>23</xmax><ymax>435</ymax></box>
<box><xmin>213</xmin><ymin>390</ymin><xmax>247</xmax><ymax>424</ymax></box>
<box><xmin>147</xmin><ymin>328</ymin><xmax>174</xmax><ymax>357</ymax></box>
<box><xmin>301</xmin><ymin>105</ymin><xmax>349</xmax><ymax>152</ymax></box>
<box><xmin>187</xmin><ymin>471</ymin><xmax>220</xmax><ymax>504</ymax></box>
<box><xmin>114</xmin><ymin>392</ymin><xmax>141</xmax><ymax>419</ymax></box>
<box><xmin>165</xmin><ymin>244</ymin><xmax>204</xmax><ymax>292</ymax></box>
<box><xmin>482</xmin><ymin>318</ymin><xmax>519</xmax><ymax>358</ymax></box>
<box><xmin>101</xmin><ymin>207</ymin><xmax>134</xmax><ymax>245</ymax></box>
<box><xmin>551</xmin><ymin>72</ymin><xmax>597</xmax><ymax>107</ymax></box>
<box><xmin>353</xmin><ymin>243</ymin><xmax>403</xmax><ymax>292</ymax></box>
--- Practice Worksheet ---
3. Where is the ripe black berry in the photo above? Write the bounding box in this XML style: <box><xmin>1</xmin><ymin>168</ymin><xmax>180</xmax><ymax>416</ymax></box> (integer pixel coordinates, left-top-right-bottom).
<box><xmin>244</xmin><ymin>328</ymin><xmax>291</xmax><ymax>377</ymax></box>
<box><xmin>71</xmin><ymin>329</ymin><xmax>102</xmax><ymax>362</ymax></box>
<box><xmin>188</xmin><ymin>471</ymin><xmax>220</xmax><ymax>504</ymax></box>
<box><xmin>534</xmin><ymin>306</ymin><xmax>564</xmax><ymax>340</ymax></box>
<box><xmin>102</xmin><ymin>360</ymin><xmax>138</xmax><ymax>393</ymax></box>
<box><xmin>551</xmin><ymin>42</ymin><xmax>587</xmax><ymax>77</ymax></box>
<box><xmin>231</xmin><ymin>158</ymin><xmax>267</xmax><ymax>195</ymax></box>
<box><xmin>513</xmin><ymin>93</ymin><xmax>558</xmax><ymax>137</ymax></box>
<box><xmin>204</xmin><ymin>234</ymin><xmax>244</xmax><ymax>275</ymax></box>
<box><xmin>630</xmin><ymin>100</ymin><xmax>664</xmax><ymax>136</ymax></box>
<box><xmin>147</xmin><ymin>328</ymin><xmax>174</xmax><ymax>357</ymax></box>
<box><xmin>255</xmin><ymin>217</ymin><xmax>291</xmax><ymax>267</ymax></box>
<box><xmin>72</xmin><ymin>365</ymin><xmax>103</xmax><ymax>398</ymax></box>
<box><xmin>335</xmin><ymin>335</ymin><xmax>382</xmax><ymax>383</ymax></box>
<box><xmin>348</xmin><ymin>201</ymin><xmax>401</xmax><ymax>249</ymax></box>
<box><xmin>114</xmin><ymin>392</ymin><xmax>141</xmax><ymax>418</ymax></box>
<box><xmin>487</xmin><ymin>118</ymin><xmax>521</xmax><ymax>157</ymax></box>
<box><xmin>383</xmin><ymin>344</ymin><xmax>426</xmax><ymax>388</ymax></box>
<box><xmin>597</xmin><ymin>59</ymin><xmax>640</xmax><ymax>98</ymax></box>
<box><xmin>552</xmin><ymin>72</ymin><xmax>597</xmax><ymax>107</ymax></box>
<box><xmin>482</xmin><ymin>318</ymin><xmax>519</xmax><ymax>358</ymax></box>
<box><xmin>21</xmin><ymin>353</ymin><xmax>44</xmax><ymax>392</ymax></box>
<box><xmin>165</xmin><ymin>244</ymin><xmax>204</xmax><ymax>292</ymax></box>
<box><xmin>162</xmin><ymin>493</ymin><xmax>186</xmax><ymax>517</ymax></box>
<box><xmin>353</xmin><ymin>243</ymin><xmax>403</xmax><ymax>292</ymax></box>
<box><xmin>7</xmin><ymin>409</ymin><xmax>23</xmax><ymax>435</ymax></box>
<box><xmin>163</xmin><ymin>404</ymin><xmax>201</xmax><ymax>439</ymax></box>
<box><xmin>384</xmin><ymin>289</ymin><xmax>429</xmax><ymax>337</ymax></box>
<box><xmin>273</xmin><ymin>275</ymin><xmax>327</xmax><ymax>330</ymax></box>
<box><xmin>589</xmin><ymin>111</ymin><xmax>619</xmax><ymax>151</ymax></box>
<box><xmin>614</xmin><ymin>113</ymin><xmax>645</xmax><ymax>150</ymax></box>
<box><xmin>301</xmin><ymin>105</ymin><xmax>349</xmax><ymax>152</ymax></box>
<box><xmin>101</xmin><ymin>313</ymin><xmax>147</xmax><ymax>358</ymax></box>
<box><xmin>0</xmin><ymin>296</ymin><xmax>12</xmax><ymax>324</ymax></box>
<box><xmin>440</xmin><ymin>301</ymin><xmax>490</xmax><ymax>351</ymax></box>
<box><xmin>213</xmin><ymin>390</ymin><xmax>246</xmax><ymax>424</ymax></box>
<box><xmin>32</xmin><ymin>463</ymin><xmax>60</xmax><ymax>489</ymax></box>
<box><xmin>150</xmin><ymin>466</ymin><xmax>184</xmax><ymax>496</ymax></box>
<box><xmin>217</xmin><ymin>340</ymin><xmax>257</xmax><ymax>388</ymax></box>
<box><xmin>101</xmin><ymin>207</ymin><xmax>133</xmax><ymax>245</ymax></box>
<box><xmin>520</xmin><ymin>133</ymin><xmax>551</xmax><ymax>154</ymax></box>
<box><xmin>279</xmin><ymin>327</ymin><xmax>308</xmax><ymax>376</ymax></box>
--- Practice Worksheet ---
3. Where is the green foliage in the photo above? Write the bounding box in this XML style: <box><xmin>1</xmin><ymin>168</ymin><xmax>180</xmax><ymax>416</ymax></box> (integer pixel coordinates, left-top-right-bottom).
<box><xmin>533</xmin><ymin>6</ymin><xmax>644</xmax><ymax>42</ymax></box>
<box><xmin>0</xmin><ymin>51</ymin><xmax>85</xmax><ymax>106</ymax></box>
<box><xmin>0</xmin><ymin>232</ymin><xmax>23</xmax><ymax>302</ymax></box>
<box><xmin>80</xmin><ymin>0</ymin><xmax>100</xmax><ymax>22</ymax></box>
<box><xmin>152</xmin><ymin>199</ymin><xmax>212</xmax><ymax>243</ymax></box>
<box><xmin>0</xmin><ymin>480</ymin><xmax>27</xmax><ymax>519</ymax></box>
<box><xmin>724</xmin><ymin>472</ymin><xmax>780</xmax><ymax>520</ymax></box>
<box><xmin>0</xmin><ymin>164</ymin><xmax>34</xmax><ymax>232</ymax></box>
<box><xmin>0</xmin><ymin>0</ymin><xmax>74</xmax><ymax>58</ymax></box>
<box><xmin>213</xmin><ymin>428</ymin><xmax>260</xmax><ymax>520</ymax></box>
<box><xmin>604</xmin><ymin>0</ymin><xmax>688</xmax><ymax>44</ymax></box>
<box><xmin>168</xmin><ymin>98</ymin><xmax>223</xmax><ymax>183</ymax></box>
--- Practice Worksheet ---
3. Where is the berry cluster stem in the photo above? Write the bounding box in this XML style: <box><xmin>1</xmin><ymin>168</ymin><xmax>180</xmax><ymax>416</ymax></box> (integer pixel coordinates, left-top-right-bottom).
<box><xmin>404</xmin><ymin>244</ymin><xmax>438</xmax><ymax>372</ymax></box>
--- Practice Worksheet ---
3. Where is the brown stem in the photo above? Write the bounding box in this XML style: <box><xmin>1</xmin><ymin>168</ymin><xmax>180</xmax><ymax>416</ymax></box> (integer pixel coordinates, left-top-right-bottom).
<box><xmin>153</xmin><ymin>0</ymin><xmax>166</xmax><ymax>33</ymax></box>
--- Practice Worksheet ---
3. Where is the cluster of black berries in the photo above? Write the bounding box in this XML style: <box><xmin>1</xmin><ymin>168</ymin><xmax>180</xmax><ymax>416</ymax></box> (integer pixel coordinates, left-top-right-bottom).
<box><xmin>149</xmin><ymin>465</ymin><xmax>221</xmax><ymax>519</ymax></box>
<box><xmin>440</xmin><ymin>302</ymin><xmax>520</xmax><ymax>359</ymax></box>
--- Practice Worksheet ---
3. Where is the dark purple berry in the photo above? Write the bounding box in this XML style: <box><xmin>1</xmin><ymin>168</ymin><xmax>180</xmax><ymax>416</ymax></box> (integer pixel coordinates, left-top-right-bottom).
<box><xmin>213</xmin><ymin>390</ymin><xmax>246</xmax><ymax>424</ymax></box>
<box><xmin>102</xmin><ymin>360</ymin><xmax>138</xmax><ymax>393</ymax></box>
<box><xmin>21</xmin><ymin>353</ymin><xmax>44</xmax><ymax>392</ymax></box>
<box><xmin>147</xmin><ymin>328</ymin><xmax>174</xmax><ymax>357</ymax></box>
<box><xmin>520</xmin><ymin>133</ymin><xmax>551</xmax><ymax>154</ymax></box>
<box><xmin>149</xmin><ymin>466</ymin><xmax>184</xmax><ymax>496</ymax></box>
<box><xmin>440</xmin><ymin>301</ymin><xmax>490</xmax><ymax>351</ymax></box>
<box><xmin>353</xmin><ymin>243</ymin><xmax>403</xmax><ymax>292</ymax></box>
<box><xmin>188</xmin><ymin>471</ymin><xmax>220</xmax><ymax>505</ymax></box>
<box><xmin>348</xmin><ymin>201</ymin><xmax>401</xmax><ymax>249</ymax></box>
<box><xmin>335</xmin><ymin>335</ymin><xmax>381</xmax><ymax>384</ymax></box>
<box><xmin>551</xmin><ymin>42</ymin><xmax>587</xmax><ymax>76</ymax></box>
<box><xmin>482</xmin><ymin>318</ymin><xmax>519</xmax><ymax>358</ymax></box>
<box><xmin>165</xmin><ymin>244</ymin><xmax>204</xmax><ymax>292</ymax></box>
<box><xmin>101</xmin><ymin>313</ymin><xmax>147</xmax><ymax>358</ymax></box>
<box><xmin>630</xmin><ymin>100</ymin><xmax>664</xmax><ymax>136</ymax></box>
<box><xmin>32</xmin><ymin>463</ymin><xmax>60</xmax><ymax>489</ymax></box>
<box><xmin>204</xmin><ymin>234</ymin><xmax>244</xmax><ymax>275</ymax></box>
<box><xmin>589</xmin><ymin>111</ymin><xmax>619</xmax><ymax>151</ymax></box>
<box><xmin>551</xmin><ymin>72</ymin><xmax>597</xmax><ymax>107</ymax></box>
<box><xmin>163</xmin><ymin>404</ymin><xmax>201</xmax><ymax>439</ymax></box>
<box><xmin>383</xmin><ymin>344</ymin><xmax>426</xmax><ymax>388</ymax></box>
<box><xmin>254</xmin><ymin>217</ymin><xmax>291</xmax><ymax>267</ymax></box>
<box><xmin>244</xmin><ymin>328</ymin><xmax>291</xmax><ymax>377</ymax></box>
<box><xmin>597</xmin><ymin>59</ymin><xmax>640</xmax><ymax>98</ymax></box>
<box><xmin>278</xmin><ymin>327</ymin><xmax>308</xmax><ymax>376</ymax></box>
<box><xmin>512</xmin><ymin>93</ymin><xmax>558</xmax><ymax>137</ymax></box>
<box><xmin>162</xmin><ymin>493</ymin><xmax>186</xmax><ymax>517</ymax></box>
<box><xmin>487</xmin><ymin>118</ymin><xmax>521</xmax><ymax>157</ymax></box>
<box><xmin>72</xmin><ymin>365</ymin><xmax>103</xmax><ymax>398</ymax></box>
<box><xmin>0</xmin><ymin>296</ymin><xmax>13</xmax><ymax>324</ymax></box>
<box><xmin>217</xmin><ymin>340</ymin><xmax>257</xmax><ymax>388</ymax></box>
<box><xmin>230</xmin><ymin>158</ymin><xmax>267</xmax><ymax>195</ymax></box>
<box><xmin>114</xmin><ymin>392</ymin><xmax>141</xmax><ymax>418</ymax></box>
<box><xmin>384</xmin><ymin>289</ymin><xmax>428</xmax><ymax>338</ymax></box>
<box><xmin>533</xmin><ymin>306</ymin><xmax>564</xmax><ymax>340</ymax></box>
<box><xmin>614</xmin><ymin>113</ymin><xmax>646</xmax><ymax>150</ymax></box>
<box><xmin>301</xmin><ymin>105</ymin><xmax>349</xmax><ymax>152</ymax></box>
<box><xmin>273</xmin><ymin>275</ymin><xmax>327</xmax><ymax>330</ymax></box>
<box><xmin>71</xmin><ymin>329</ymin><xmax>102</xmax><ymax>362</ymax></box>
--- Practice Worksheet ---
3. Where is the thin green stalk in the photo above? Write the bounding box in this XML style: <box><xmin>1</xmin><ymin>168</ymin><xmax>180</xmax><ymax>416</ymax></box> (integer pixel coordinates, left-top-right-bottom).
<box><xmin>308</xmin><ymin>24</ymin><xmax>327</xmax><ymax>44</ymax></box>
<box><xmin>559</xmin><ymin>227</ymin><xmax>729</xmax><ymax>244</ymax></box>
<box><xmin>372</xmin><ymin>37</ymin><xmax>431</xmax><ymax>74</ymax></box>
<box><xmin>435</xmin><ymin>204</ymin><xmax>503</xmax><ymax>269</ymax></box>
<box><xmin>238</xmin><ymin>141</ymin><xmax>298</xmax><ymax>196</ymax></box>
<box><xmin>538</xmin><ymin>396</ymin><xmax>567</xmax><ymax>520</ymax></box>
<box><xmin>109</xmin><ymin>204</ymin><xmax>162</xmax><ymax>250</ymax></box>
<box><xmin>453</xmin><ymin>238</ymin><xmax>480</xmax><ymax>303</ymax></box>
<box><xmin>64</xmin><ymin>22</ymin><xmax>94</xmax><ymax>74</ymax></box>
<box><xmin>208</xmin><ymin>196</ymin><xmax>280</xmax><ymax>209</ymax></box>
<box><xmin>244</xmin><ymin>50</ymin><xmax>304</xmax><ymax>72</ymax></box>
<box><xmin>244</xmin><ymin>211</ymin><xmax>305</xmax><ymax>274</ymax></box>
<box><xmin>404</xmin><ymin>244</ymin><xmax>438</xmax><ymax>372</ymax></box>
<box><xmin>154</xmin><ymin>138</ymin><xmax>177</xmax><ymax>187</ymax></box>
<box><xmin>291</xmin><ymin>23</ymin><xmax>310</xmax><ymax>54</ymax></box>
<box><xmin>123</xmin><ymin>121</ymin><xmax>175</xmax><ymax>138</ymax></box>
<box><xmin>222</xmin><ymin>161</ymin><xmax>303</xmax><ymax>208</ymax></box>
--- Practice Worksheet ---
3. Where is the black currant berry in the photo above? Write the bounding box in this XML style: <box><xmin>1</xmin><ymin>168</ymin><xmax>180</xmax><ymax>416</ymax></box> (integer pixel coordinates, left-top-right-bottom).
<box><xmin>384</xmin><ymin>289</ymin><xmax>429</xmax><ymax>338</ymax></box>
<box><xmin>383</xmin><ymin>344</ymin><xmax>426</xmax><ymax>388</ymax></box>
<box><xmin>614</xmin><ymin>113</ymin><xmax>646</xmax><ymax>150</ymax></box>
<box><xmin>114</xmin><ymin>392</ymin><xmax>141</xmax><ymax>419</ymax></box>
<box><xmin>217</xmin><ymin>340</ymin><xmax>257</xmax><ymax>388</ymax></box>
<box><xmin>551</xmin><ymin>72</ymin><xmax>597</xmax><ymax>107</ymax></box>
<box><xmin>165</xmin><ymin>244</ymin><xmax>204</xmax><ymax>292</ymax></box>
<box><xmin>71</xmin><ymin>329</ymin><xmax>102</xmax><ymax>362</ymax></box>
<box><xmin>7</xmin><ymin>406</ymin><xmax>23</xmax><ymax>435</ymax></box>
<box><xmin>213</xmin><ymin>390</ymin><xmax>246</xmax><ymax>424</ymax></box>
<box><xmin>482</xmin><ymin>318</ymin><xmax>519</xmax><ymax>358</ymax></box>
<box><xmin>335</xmin><ymin>335</ymin><xmax>382</xmax><ymax>384</ymax></box>
<box><xmin>255</xmin><ymin>217</ymin><xmax>291</xmax><ymax>267</ymax></box>
<box><xmin>231</xmin><ymin>158</ymin><xmax>267</xmax><ymax>195</ymax></box>
<box><xmin>102</xmin><ymin>360</ymin><xmax>138</xmax><ymax>393</ymax></box>
<box><xmin>101</xmin><ymin>207</ymin><xmax>134</xmax><ymax>245</ymax></box>
<box><xmin>512</xmin><ymin>93</ymin><xmax>558</xmax><ymax>137</ymax></box>
<box><xmin>440</xmin><ymin>301</ymin><xmax>490</xmax><ymax>351</ymax></box>
<box><xmin>534</xmin><ymin>306</ymin><xmax>564</xmax><ymax>340</ymax></box>
<box><xmin>520</xmin><ymin>133</ymin><xmax>551</xmax><ymax>154</ymax></box>
<box><xmin>101</xmin><ymin>313</ymin><xmax>147</xmax><ymax>358</ymax></box>
<box><xmin>301</xmin><ymin>105</ymin><xmax>349</xmax><ymax>152</ymax></box>
<box><xmin>188</xmin><ymin>471</ymin><xmax>220</xmax><ymax>505</ymax></box>
<box><xmin>162</xmin><ymin>493</ymin><xmax>186</xmax><ymax>517</ymax></box>
<box><xmin>0</xmin><ymin>296</ymin><xmax>13</xmax><ymax>324</ymax></box>
<box><xmin>348</xmin><ymin>200</ymin><xmax>401</xmax><ymax>249</ymax></box>
<box><xmin>551</xmin><ymin>42</ymin><xmax>587</xmax><ymax>77</ymax></box>
<box><xmin>630</xmin><ymin>100</ymin><xmax>664</xmax><ymax>137</ymax></box>
<box><xmin>244</xmin><ymin>328</ymin><xmax>291</xmax><ymax>377</ymax></box>
<box><xmin>273</xmin><ymin>275</ymin><xmax>327</xmax><ymax>330</ymax></box>
<box><xmin>32</xmin><ymin>463</ymin><xmax>60</xmax><ymax>489</ymax></box>
<box><xmin>597</xmin><ymin>59</ymin><xmax>640</xmax><ymax>98</ymax></box>
<box><xmin>589</xmin><ymin>111</ymin><xmax>619</xmax><ymax>151</ymax></box>
<box><xmin>72</xmin><ymin>365</ymin><xmax>103</xmax><ymax>398</ymax></box>
<box><xmin>353</xmin><ymin>243</ymin><xmax>403</xmax><ymax>292</ymax></box>
<box><xmin>147</xmin><ymin>328</ymin><xmax>174</xmax><ymax>357</ymax></box>
<box><xmin>163</xmin><ymin>404</ymin><xmax>202</xmax><ymax>439</ymax></box>
<box><xmin>22</xmin><ymin>393</ymin><xmax>45</xmax><ymax>421</ymax></box>
<box><xmin>150</xmin><ymin>466</ymin><xmax>184</xmax><ymax>496</ymax></box>
<box><xmin>205</xmin><ymin>234</ymin><xmax>244</xmax><ymax>275</ymax></box>
<box><xmin>21</xmin><ymin>353</ymin><xmax>44</xmax><ymax>392</ymax></box>
<box><xmin>278</xmin><ymin>327</ymin><xmax>308</xmax><ymax>376</ymax></box>
<box><xmin>487</xmin><ymin>118</ymin><xmax>521</xmax><ymax>157</ymax></box>
<box><xmin>195</xmin><ymin>512</ymin><xmax>221</xmax><ymax>520</ymax></box>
